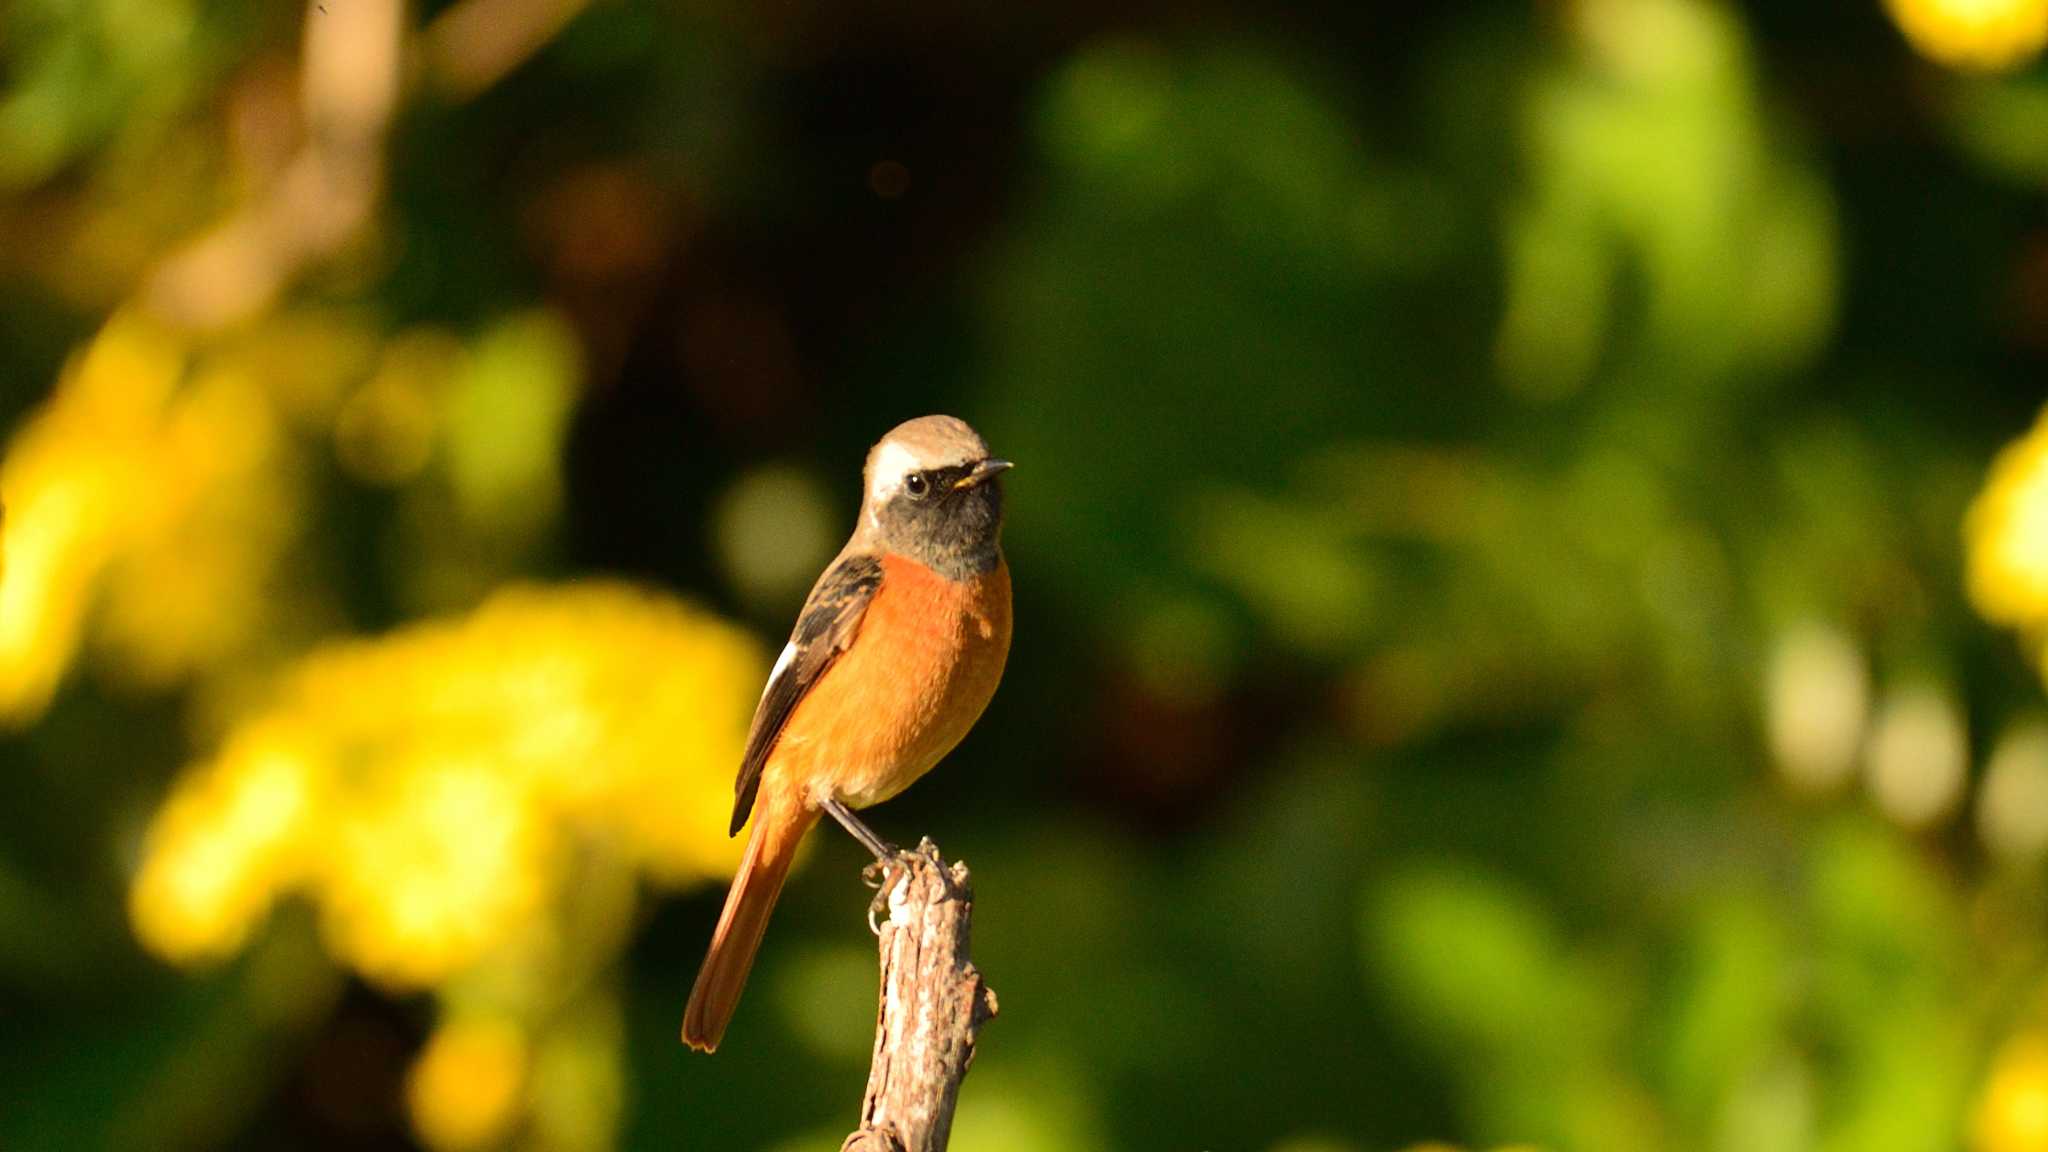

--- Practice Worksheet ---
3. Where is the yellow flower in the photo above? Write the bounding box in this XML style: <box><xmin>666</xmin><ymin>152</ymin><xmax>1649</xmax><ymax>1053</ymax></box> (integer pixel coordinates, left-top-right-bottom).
<box><xmin>1976</xmin><ymin>1033</ymin><xmax>2048</xmax><ymax>1152</ymax></box>
<box><xmin>95</xmin><ymin>362</ymin><xmax>300</xmax><ymax>688</ymax></box>
<box><xmin>408</xmin><ymin>1016</ymin><xmax>529</xmax><ymax>1152</ymax></box>
<box><xmin>0</xmin><ymin>313</ymin><xmax>185</xmax><ymax>719</ymax></box>
<box><xmin>0</xmin><ymin>312</ymin><xmax>310</xmax><ymax>719</ymax></box>
<box><xmin>129</xmin><ymin>582</ymin><xmax>763</xmax><ymax>988</ymax></box>
<box><xmin>129</xmin><ymin>722</ymin><xmax>322</xmax><ymax>963</ymax></box>
<box><xmin>1886</xmin><ymin>0</ymin><xmax>2048</xmax><ymax>71</ymax></box>
<box><xmin>1968</xmin><ymin>409</ymin><xmax>2048</xmax><ymax>629</ymax></box>
<box><xmin>320</xmin><ymin>755</ymin><xmax>553</xmax><ymax>988</ymax></box>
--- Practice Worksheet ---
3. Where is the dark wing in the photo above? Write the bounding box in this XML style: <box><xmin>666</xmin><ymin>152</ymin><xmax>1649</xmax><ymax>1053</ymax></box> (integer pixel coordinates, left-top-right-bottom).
<box><xmin>729</xmin><ymin>552</ymin><xmax>884</xmax><ymax>834</ymax></box>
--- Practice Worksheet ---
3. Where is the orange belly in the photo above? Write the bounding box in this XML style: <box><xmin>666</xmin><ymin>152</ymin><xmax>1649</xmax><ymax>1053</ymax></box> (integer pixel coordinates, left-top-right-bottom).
<box><xmin>765</xmin><ymin>555</ymin><xmax>1011</xmax><ymax>810</ymax></box>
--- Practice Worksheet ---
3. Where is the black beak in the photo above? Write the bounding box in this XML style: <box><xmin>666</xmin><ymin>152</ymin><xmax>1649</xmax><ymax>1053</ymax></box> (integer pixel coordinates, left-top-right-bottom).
<box><xmin>954</xmin><ymin>458</ymin><xmax>1013</xmax><ymax>490</ymax></box>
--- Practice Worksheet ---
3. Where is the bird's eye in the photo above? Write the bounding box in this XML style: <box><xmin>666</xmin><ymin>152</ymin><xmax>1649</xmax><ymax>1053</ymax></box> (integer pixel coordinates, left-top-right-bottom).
<box><xmin>904</xmin><ymin>472</ymin><xmax>930</xmax><ymax>498</ymax></box>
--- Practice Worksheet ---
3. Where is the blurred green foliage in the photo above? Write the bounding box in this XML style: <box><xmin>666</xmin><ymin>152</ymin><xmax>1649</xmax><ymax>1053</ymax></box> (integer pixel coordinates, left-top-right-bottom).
<box><xmin>2</xmin><ymin>1</ymin><xmax>2048</xmax><ymax>1151</ymax></box>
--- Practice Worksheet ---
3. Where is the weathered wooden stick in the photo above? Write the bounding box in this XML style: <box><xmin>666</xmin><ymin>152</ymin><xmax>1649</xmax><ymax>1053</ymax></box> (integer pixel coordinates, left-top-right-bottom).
<box><xmin>839</xmin><ymin>839</ymin><xmax>998</xmax><ymax>1152</ymax></box>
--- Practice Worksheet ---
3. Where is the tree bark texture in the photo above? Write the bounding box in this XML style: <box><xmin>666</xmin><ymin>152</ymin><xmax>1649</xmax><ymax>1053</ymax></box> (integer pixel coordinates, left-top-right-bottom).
<box><xmin>838</xmin><ymin>840</ymin><xmax>997</xmax><ymax>1152</ymax></box>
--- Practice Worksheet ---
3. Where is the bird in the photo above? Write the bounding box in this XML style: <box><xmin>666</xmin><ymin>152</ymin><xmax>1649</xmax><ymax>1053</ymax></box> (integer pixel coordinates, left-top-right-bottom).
<box><xmin>682</xmin><ymin>414</ymin><xmax>1013</xmax><ymax>1053</ymax></box>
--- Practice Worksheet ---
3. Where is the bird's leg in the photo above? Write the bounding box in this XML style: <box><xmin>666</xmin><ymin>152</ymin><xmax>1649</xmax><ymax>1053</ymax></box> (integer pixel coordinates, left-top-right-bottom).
<box><xmin>820</xmin><ymin>795</ymin><xmax>896</xmax><ymax>861</ymax></box>
<box><xmin>820</xmin><ymin>796</ymin><xmax>931</xmax><ymax>934</ymax></box>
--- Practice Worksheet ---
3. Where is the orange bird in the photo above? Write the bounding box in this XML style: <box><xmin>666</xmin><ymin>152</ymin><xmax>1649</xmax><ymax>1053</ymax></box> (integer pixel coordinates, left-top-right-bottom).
<box><xmin>682</xmin><ymin>415</ymin><xmax>1013</xmax><ymax>1052</ymax></box>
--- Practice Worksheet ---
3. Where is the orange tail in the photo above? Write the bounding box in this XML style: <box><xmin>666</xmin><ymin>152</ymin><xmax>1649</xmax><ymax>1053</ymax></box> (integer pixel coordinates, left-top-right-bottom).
<box><xmin>682</xmin><ymin>795</ymin><xmax>816</xmax><ymax>1052</ymax></box>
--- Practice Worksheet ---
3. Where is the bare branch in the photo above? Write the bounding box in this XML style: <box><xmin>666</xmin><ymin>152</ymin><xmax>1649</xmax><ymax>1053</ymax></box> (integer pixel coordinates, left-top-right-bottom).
<box><xmin>840</xmin><ymin>840</ymin><xmax>997</xmax><ymax>1152</ymax></box>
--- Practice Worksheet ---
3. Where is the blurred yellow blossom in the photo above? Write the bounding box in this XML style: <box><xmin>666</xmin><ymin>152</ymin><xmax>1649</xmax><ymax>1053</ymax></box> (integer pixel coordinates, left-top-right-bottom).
<box><xmin>1976</xmin><ymin>1033</ymin><xmax>2048</xmax><ymax>1152</ymax></box>
<box><xmin>0</xmin><ymin>305</ymin><xmax>589</xmax><ymax>725</ymax></box>
<box><xmin>0</xmin><ymin>312</ymin><xmax>187</xmax><ymax>717</ymax></box>
<box><xmin>1969</xmin><ymin>408</ymin><xmax>2048</xmax><ymax>630</ymax></box>
<box><xmin>1886</xmin><ymin>0</ymin><xmax>2048</xmax><ymax>71</ymax></box>
<box><xmin>130</xmin><ymin>581</ymin><xmax>764</xmax><ymax>988</ymax></box>
<box><xmin>95</xmin><ymin>361</ymin><xmax>300</xmax><ymax>688</ymax></box>
<box><xmin>408</xmin><ymin>1015</ymin><xmax>529</xmax><ymax>1152</ymax></box>
<box><xmin>130</xmin><ymin>720</ymin><xmax>323</xmax><ymax>963</ymax></box>
<box><xmin>0</xmin><ymin>311</ymin><xmax>310</xmax><ymax>719</ymax></box>
<box><xmin>324</xmin><ymin>755</ymin><xmax>555</xmax><ymax>986</ymax></box>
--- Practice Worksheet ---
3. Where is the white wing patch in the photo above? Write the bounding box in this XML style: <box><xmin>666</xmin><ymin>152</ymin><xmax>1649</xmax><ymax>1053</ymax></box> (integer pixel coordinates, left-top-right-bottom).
<box><xmin>759</xmin><ymin>641</ymin><xmax>798</xmax><ymax>703</ymax></box>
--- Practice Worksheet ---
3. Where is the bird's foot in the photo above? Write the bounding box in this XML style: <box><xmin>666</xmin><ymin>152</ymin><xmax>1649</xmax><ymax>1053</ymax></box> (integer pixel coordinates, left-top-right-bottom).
<box><xmin>861</xmin><ymin>839</ymin><xmax>944</xmax><ymax>934</ymax></box>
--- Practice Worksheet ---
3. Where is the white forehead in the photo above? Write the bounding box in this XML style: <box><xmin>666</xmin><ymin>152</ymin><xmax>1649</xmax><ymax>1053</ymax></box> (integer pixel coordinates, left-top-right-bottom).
<box><xmin>862</xmin><ymin>416</ymin><xmax>990</xmax><ymax>508</ymax></box>
<box><xmin>868</xmin><ymin>440</ymin><xmax>922</xmax><ymax>500</ymax></box>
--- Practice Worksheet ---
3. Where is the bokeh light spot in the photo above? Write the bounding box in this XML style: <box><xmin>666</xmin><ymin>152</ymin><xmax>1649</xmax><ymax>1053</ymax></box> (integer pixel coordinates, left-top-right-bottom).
<box><xmin>408</xmin><ymin>1016</ymin><xmax>528</xmax><ymax>1152</ymax></box>
<box><xmin>1888</xmin><ymin>0</ymin><xmax>2048</xmax><ymax>71</ymax></box>
<box><xmin>1976</xmin><ymin>1034</ymin><xmax>2048</xmax><ymax>1152</ymax></box>
<box><xmin>1766</xmin><ymin>623</ymin><xmax>1870</xmax><ymax>795</ymax></box>
<box><xmin>1978</xmin><ymin>721</ymin><xmax>2048</xmax><ymax>863</ymax></box>
<box><xmin>712</xmin><ymin>464</ymin><xmax>838</xmax><ymax>610</ymax></box>
<box><xmin>1865</xmin><ymin>685</ymin><xmax>1969</xmax><ymax>830</ymax></box>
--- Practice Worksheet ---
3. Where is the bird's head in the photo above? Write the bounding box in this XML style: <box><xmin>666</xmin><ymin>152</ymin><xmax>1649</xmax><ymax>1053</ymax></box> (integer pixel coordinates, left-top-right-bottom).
<box><xmin>860</xmin><ymin>415</ymin><xmax>1010</xmax><ymax>578</ymax></box>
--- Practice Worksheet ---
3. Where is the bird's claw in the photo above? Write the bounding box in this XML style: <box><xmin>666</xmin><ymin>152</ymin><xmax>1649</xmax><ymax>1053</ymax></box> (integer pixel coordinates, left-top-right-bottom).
<box><xmin>866</xmin><ymin>885</ymin><xmax>891</xmax><ymax>936</ymax></box>
<box><xmin>861</xmin><ymin>843</ymin><xmax>939</xmax><ymax>934</ymax></box>
<box><xmin>859</xmin><ymin>854</ymin><xmax>897</xmax><ymax>891</ymax></box>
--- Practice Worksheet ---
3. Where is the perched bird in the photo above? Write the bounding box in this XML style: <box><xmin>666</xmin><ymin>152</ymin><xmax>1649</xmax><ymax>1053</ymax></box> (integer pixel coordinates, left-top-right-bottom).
<box><xmin>682</xmin><ymin>415</ymin><xmax>1013</xmax><ymax>1053</ymax></box>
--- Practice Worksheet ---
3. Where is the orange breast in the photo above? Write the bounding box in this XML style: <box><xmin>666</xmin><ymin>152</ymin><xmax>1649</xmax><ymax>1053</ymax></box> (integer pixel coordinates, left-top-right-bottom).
<box><xmin>766</xmin><ymin>555</ymin><xmax>1011</xmax><ymax>809</ymax></box>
